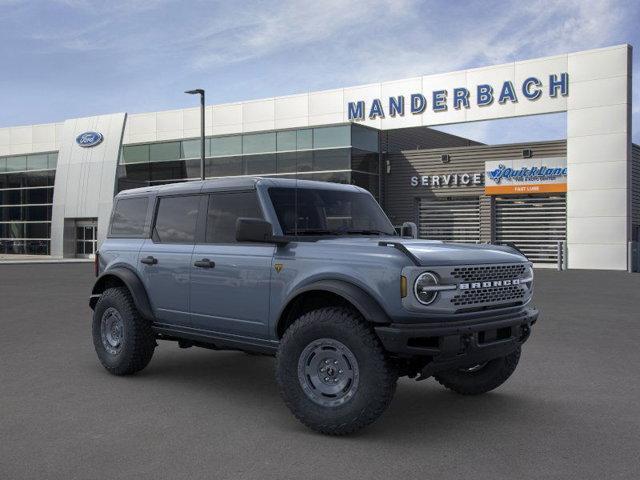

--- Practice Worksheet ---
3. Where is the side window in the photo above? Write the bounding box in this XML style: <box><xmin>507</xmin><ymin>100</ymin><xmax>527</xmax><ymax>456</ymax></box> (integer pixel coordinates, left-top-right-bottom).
<box><xmin>206</xmin><ymin>191</ymin><xmax>263</xmax><ymax>243</ymax></box>
<box><xmin>153</xmin><ymin>195</ymin><xmax>200</xmax><ymax>244</ymax></box>
<box><xmin>110</xmin><ymin>197</ymin><xmax>149</xmax><ymax>237</ymax></box>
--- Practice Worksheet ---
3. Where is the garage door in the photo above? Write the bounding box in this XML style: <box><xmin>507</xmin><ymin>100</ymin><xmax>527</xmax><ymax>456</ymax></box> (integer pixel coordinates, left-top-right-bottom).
<box><xmin>419</xmin><ymin>197</ymin><xmax>480</xmax><ymax>243</ymax></box>
<box><xmin>495</xmin><ymin>195</ymin><xmax>567</xmax><ymax>264</ymax></box>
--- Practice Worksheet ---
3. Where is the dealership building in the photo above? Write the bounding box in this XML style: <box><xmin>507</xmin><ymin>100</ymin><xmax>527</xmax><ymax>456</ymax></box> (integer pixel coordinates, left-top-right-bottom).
<box><xmin>0</xmin><ymin>44</ymin><xmax>637</xmax><ymax>270</ymax></box>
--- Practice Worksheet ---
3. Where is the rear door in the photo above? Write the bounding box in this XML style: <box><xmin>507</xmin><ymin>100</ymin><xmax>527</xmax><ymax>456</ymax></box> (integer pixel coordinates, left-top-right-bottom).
<box><xmin>189</xmin><ymin>191</ymin><xmax>275</xmax><ymax>338</ymax></box>
<box><xmin>138</xmin><ymin>194</ymin><xmax>204</xmax><ymax>326</ymax></box>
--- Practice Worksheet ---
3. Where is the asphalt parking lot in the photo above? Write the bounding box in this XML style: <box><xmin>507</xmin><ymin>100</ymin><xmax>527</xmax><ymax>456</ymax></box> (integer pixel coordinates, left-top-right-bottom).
<box><xmin>1</xmin><ymin>264</ymin><xmax>639</xmax><ymax>480</ymax></box>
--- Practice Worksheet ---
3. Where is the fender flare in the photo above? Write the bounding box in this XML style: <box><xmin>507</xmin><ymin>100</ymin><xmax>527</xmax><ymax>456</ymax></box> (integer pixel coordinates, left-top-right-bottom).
<box><xmin>277</xmin><ymin>279</ymin><xmax>390</xmax><ymax>330</ymax></box>
<box><xmin>90</xmin><ymin>267</ymin><xmax>154</xmax><ymax>321</ymax></box>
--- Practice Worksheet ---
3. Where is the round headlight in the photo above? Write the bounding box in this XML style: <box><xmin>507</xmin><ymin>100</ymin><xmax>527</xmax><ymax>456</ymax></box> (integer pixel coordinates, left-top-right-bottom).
<box><xmin>414</xmin><ymin>272</ymin><xmax>439</xmax><ymax>305</ymax></box>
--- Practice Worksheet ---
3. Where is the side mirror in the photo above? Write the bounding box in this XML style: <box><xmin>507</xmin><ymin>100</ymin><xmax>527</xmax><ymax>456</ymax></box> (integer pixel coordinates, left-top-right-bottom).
<box><xmin>401</xmin><ymin>221</ymin><xmax>418</xmax><ymax>239</ymax></box>
<box><xmin>236</xmin><ymin>218</ymin><xmax>274</xmax><ymax>243</ymax></box>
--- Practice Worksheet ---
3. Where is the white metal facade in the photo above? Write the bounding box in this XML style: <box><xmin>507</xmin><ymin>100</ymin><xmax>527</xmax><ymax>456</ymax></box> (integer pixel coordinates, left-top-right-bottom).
<box><xmin>0</xmin><ymin>45</ymin><xmax>633</xmax><ymax>269</ymax></box>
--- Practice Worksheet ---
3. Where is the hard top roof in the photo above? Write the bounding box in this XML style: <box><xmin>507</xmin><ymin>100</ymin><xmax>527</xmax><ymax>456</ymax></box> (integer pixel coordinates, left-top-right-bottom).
<box><xmin>116</xmin><ymin>177</ymin><xmax>367</xmax><ymax>198</ymax></box>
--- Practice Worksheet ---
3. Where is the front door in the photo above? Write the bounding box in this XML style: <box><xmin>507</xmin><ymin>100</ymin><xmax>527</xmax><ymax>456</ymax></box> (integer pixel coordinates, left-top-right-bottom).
<box><xmin>138</xmin><ymin>194</ymin><xmax>203</xmax><ymax>326</ymax></box>
<box><xmin>189</xmin><ymin>191</ymin><xmax>274</xmax><ymax>338</ymax></box>
<box><xmin>76</xmin><ymin>220</ymin><xmax>98</xmax><ymax>258</ymax></box>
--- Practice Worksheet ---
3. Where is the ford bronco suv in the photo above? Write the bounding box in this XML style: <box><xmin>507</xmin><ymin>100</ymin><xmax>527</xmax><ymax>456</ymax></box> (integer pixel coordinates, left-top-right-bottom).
<box><xmin>90</xmin><ymin>177</ymin><xmax>537</xmax><ymax>435</ymax></box>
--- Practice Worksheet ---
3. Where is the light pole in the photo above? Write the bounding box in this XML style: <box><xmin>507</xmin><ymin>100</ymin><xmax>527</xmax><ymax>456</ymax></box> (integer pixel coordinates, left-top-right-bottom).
<box><xmin>185</xmin><ymin>89</ymin><xmax>205</xmax><ymax>181</ymax></box>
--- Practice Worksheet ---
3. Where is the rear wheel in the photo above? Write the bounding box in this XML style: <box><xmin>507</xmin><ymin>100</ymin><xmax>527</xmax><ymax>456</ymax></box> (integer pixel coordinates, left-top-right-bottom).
<box><xmin>92</xmin><ymin>287</ymin><xmax>156</xmax><ymax>375</ymax></box>
<box><xmin>434</xmin><ymin>347</ymin><xmax>521</xmax><ymax>395</ymax></box>
<box><xmin>276</xmin><ymin>307</ymin><xmax>397</xmax><ymax>435</ymax></box>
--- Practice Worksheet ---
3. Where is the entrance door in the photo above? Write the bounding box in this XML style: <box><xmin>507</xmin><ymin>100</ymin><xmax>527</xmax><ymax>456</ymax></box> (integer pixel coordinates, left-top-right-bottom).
<box><xmin>189</xmin><ymin>191</ymin><xmax>274</xmax><ymax>339</ymax></box>
<box><xmin>76</xmin><ymin>220</ymin><xmax>97</xmax><ymax>258</ymax></box>
<box><xmin>495</xmin><ymin>194</ymin><xmax>567</xmax><ymax>264</ymax></box>
<box><xmin>419</xmin><ymin>196</ymin><xmax>480</xmax><ymax>243</ymax></box>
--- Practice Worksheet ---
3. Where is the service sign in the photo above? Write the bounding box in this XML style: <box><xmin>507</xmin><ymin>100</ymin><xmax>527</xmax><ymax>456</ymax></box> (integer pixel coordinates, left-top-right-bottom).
<box><xmin>484</xmin><ymin>157</ymin><xmax>567</xmax><ymax>195</ymax></box>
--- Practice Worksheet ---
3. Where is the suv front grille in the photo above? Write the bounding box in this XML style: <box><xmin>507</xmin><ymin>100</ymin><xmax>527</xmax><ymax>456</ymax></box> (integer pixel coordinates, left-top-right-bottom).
<box><xmin>451</xmin><ymin>264</ymin><xmax>526</xmax><ymax>283</ymax></box>
<box><xmin>451</xmin><ymin>284</ymin><xmax>525</xmax><ymax>307</ymax></box>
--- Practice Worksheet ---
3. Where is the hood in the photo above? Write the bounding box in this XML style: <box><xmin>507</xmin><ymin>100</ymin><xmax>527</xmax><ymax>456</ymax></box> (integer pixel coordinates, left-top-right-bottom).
<box><xmin>314</xmin><ymin>236</ymin><xmax>527</xmax><ymax>266</ymax></box>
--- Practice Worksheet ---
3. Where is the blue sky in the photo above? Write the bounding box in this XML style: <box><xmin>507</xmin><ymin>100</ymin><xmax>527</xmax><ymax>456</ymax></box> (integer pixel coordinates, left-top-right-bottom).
<box><xmin>0</xmin><ymin>0</ymin><xmax>638</xmax><ymax>144</ymax></box>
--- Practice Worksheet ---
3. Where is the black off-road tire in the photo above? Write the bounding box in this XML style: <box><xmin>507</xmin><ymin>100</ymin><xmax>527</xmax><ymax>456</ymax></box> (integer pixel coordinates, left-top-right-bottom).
<box><xmin>434</xmin><ymin>347</ymin><xmax>521</xmax><ymax>395</ymax></box>
<box><xmin>92</xmin><ymin>287</ymin><xmax>156</xmax><ymax>376</ymax></box>
<box><xmin>276</xmin><ymin>307</ymin><xmax>397</xmax><ymax>435</ymax></box>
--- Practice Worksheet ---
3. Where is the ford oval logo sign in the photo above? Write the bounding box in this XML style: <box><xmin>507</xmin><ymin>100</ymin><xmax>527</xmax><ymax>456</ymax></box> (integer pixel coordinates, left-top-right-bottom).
<box><xmin>76</xmin><ymin>131</ymin><xmax>103</xmax><ymax>148</ymax></box>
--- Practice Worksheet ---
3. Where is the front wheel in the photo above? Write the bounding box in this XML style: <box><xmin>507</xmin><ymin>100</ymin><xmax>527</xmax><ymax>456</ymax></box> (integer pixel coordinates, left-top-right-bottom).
<box><xmin>434</xmin><ymin>347</ymin><xmax>521</xmax><ymax>395</ymax></box>
<box><xmin>276</xmin><ymin>307</ymin><xmax>397</xmax><ymax>435</ymax></box>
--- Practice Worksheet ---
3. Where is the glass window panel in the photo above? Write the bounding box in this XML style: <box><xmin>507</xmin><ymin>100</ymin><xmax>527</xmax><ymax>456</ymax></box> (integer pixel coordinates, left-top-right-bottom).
<box><xmin>351</xmin><ymin>172</ymin><xmax>380</xmax><ymax>198</ymax></box>
<box><xmin>153</xmin><ymin>195</ymin><xmax>200</xmax><ymax>244</ymax></box>
<box><xmin>23</xmin><ymin>205</ymin><xmax>51</xmax><ymax>221</ymax></box>
<box><xmin>122</xmin><ymin>145</ymin><xmax>150</xmax><ymax>164</ymax></box>
<box><xmin>206</xmin><ymin>156</ymin><xmax>243</xmax><ymax>177</ymax></box>
<box><xmin>243</xmin><ymin>133</ymin><xmax>276</xmax><ymax>154</ymax></box>
<box><xmin>4</xmin><ymin>221</ymin><xmax>25</xmax><ymax>238</ymax></box>
<box><xmin>351</xmin><ymin>125</ymin><xmax>379</xmax><ymax>152</ymax></box>
<box><xmin>110</xmin><ymin>197</ymin><xmax>149</xmax><ymax>237</ymax></box>
<box><xmin>206</xmin><ymin>192</ymin><xmax>263</xmax><ymax>243</ymax></box>
<box><xmin>296</xmin><ymin>151</ymin><xmax>313</xmax><ymax>172</ymax></box>
<box><xmin>181</xmin><ymin>139</ymin><xmax>206</xmax><ymax>159</ymax></box>
<box><xmin>6</xmin><ymin>156</ymin><xmax>27</xmax><ymax>172</ymax></box>
<box><xmin>76</xmin><ymin>226</ymin><xmax>84</xmax><ymax>240</ymax></box>
<box><xmin>3</xmin><ymin>239</ymin><xmax>25</xmax><ymax>254</ymax></box>
<box><xmin>313</xmin><ymin>148</ymin><xmax>350</xmax><ymax>171</ymax></box>
<box><xmin>48</xmin><ymin>153</ymin><xmax>58</xmax><ymax>170</ymax></box>
<box><xmin>351</xmin><ymin>149</ymin><xmax>379</xmax><ymax>173</ymax></box>
<box><xmin>244</xmin><ymin>154</ymin><xmax>276</xmax><ymax>175</ymax></box>
<box><xmin>185</xmin><ymin>159</ymin><xmax>202</xmax><ymax>179</ymax></box>
<box><xmin>150</xmin><ymin>142</ymin><xmax>181</xmax><ymax>162</ymax></box>
<box><xmin>308</xmin><ymin>172</ymin><xmax>351</xmax><ymax>184</ymax></box>
<box><xmin>211</xmin><ymin>136</ymin><xmax>242</xmax><ymax>157</ymax></box>
<box><xmin>27</xmin><ymin>154</ymin><xmax>49</xmax><ymax>171</ymax></box>
<box><xmin>0</xmin><ymin>189</ymin><xmax>20</xmax><ymax>204</ymax></box>
<box><xmin>26</xmin><ymin>222</ymin><xmax>50</xmax><ymax>239</ymax></box>
<box><xmin>23</xmin><ymin>188</ymin><xmax>53</xmax><ymax>205</ymax></box>
<box><xmin>313</xmin><ymin>126</ymin><xmax>350</xmax><ymax>149</ymax></box>
<box><xmin>0</xmin><ymin>158</ymin><xmax>6</xmax><ymax>173</ymax></box>
<box><xmin>276</xmin><ymin>131</ymin><xmax>297</xmax><ymax>151</ymax></box>
<box><xmin>276</xmin><ymin>152</ymin><xmax>297</xmax><ymax>174</ymax></box>
<box><xmin>25</xmin><ymin>170</ymin><xmax>55</xmax><ymax>187</ymax></box>
<box><xmin>150</xmin><ymin>160</ymin><xmax>187</xmax><ymax>182</ymax></box>
<box><xmin>0</xmin><ymin>173</ymin><xmax>23</xmax><ymax>189</ymax></box>
<box><xmin>26</xmin><ymin>240</ymin><xmax>49</xmax><ymax>255</ymax></box>
<box><xmin>118</xmin><ymin>163</ymin><xmax>150</xmax><ymax>183</ymax></box>
<box><xmin>297</xmin><ymin>129</ymin><xmax>313</xmax><ymax>150</ymax></box>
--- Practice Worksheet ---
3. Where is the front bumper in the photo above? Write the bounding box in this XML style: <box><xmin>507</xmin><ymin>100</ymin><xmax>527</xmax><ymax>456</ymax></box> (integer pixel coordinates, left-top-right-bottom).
<box><xmin>375</xmin><ymin>306</ymin><xmax>538</xmax><ymax>374</ymax></box>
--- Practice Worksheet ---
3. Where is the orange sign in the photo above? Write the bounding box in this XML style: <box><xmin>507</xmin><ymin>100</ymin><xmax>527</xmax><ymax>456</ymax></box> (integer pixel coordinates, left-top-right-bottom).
<box><xmin>485</xmin><ymin>183</ymin><xmax>567</xmax><ymax>195</ymax></box>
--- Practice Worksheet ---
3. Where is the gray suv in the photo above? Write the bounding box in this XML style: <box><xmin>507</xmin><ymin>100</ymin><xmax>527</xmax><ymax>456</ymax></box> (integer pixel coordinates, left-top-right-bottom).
<box><xmin>90</xmin><ymin>177</ymin><xmax>537</xmax><ymax>435</ymax></box>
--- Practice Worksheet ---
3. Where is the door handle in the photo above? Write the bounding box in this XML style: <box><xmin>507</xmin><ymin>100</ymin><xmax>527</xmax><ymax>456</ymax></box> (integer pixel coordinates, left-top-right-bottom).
<box><xmin>194</xmin><ymin>258</ymin><xmax>215</xmax><ymax>268</ymax></box>
<box><xmin>140</xmin><ymin>256</ymin><xmax>158</xmax><ymax>265</ymax></box>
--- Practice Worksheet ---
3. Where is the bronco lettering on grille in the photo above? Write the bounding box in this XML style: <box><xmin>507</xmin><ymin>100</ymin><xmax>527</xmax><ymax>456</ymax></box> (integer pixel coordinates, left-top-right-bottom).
<box><xmin>459</xmin><ymin>279</ymin><xmax>521</xmax><ymax>290</ymax></box>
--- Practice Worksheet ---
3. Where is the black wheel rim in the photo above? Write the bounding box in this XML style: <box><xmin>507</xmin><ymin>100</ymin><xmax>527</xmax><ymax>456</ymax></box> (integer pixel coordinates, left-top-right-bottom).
<box><xmin>101</xmin><ymin>307</ymin><xmax>124</xmax><ymax>355</ymax></box>
<box><xmin>297</xmin><ymin>338</ymin><xmax>359</xmax><ymax>407</ymax></box>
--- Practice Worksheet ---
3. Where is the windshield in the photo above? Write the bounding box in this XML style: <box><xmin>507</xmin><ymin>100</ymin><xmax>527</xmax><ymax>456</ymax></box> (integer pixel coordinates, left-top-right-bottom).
<box><xmin>268</xmin><ymin>187</ymin><xmax>396</xmax><ymax>236</ymax></box>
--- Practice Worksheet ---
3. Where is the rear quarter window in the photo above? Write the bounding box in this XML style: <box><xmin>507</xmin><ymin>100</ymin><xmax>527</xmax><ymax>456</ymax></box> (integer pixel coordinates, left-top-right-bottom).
<box><xmin>110</xmin><ymin>197</ymin><xmax>149</xmax><ymax>237</ymax></box>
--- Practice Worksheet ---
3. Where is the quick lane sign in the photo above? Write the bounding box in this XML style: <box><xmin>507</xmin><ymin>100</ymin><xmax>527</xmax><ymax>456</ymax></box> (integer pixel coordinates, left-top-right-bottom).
<box><xmin>485</xmin><ymin>157</ymin><xmax>567</xmax><ymax>195</ymax></box>
<box><xmin>348</xmin><ymin>73</ymin><xmax>569</xmax><ymax>120</ymax></box>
